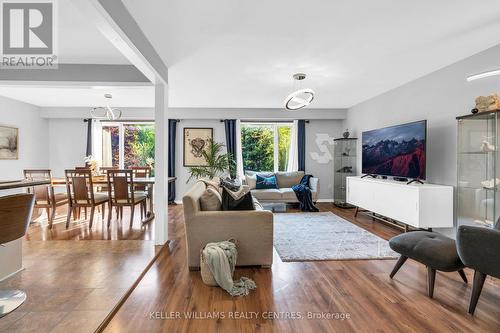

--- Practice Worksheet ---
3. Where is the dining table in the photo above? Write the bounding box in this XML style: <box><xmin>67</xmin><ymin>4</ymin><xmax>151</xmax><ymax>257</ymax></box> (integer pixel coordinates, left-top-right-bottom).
<box><xmin>51</xmin><ymin>176</ymin><xmax>162</xmax><ymax>223</ymax></box>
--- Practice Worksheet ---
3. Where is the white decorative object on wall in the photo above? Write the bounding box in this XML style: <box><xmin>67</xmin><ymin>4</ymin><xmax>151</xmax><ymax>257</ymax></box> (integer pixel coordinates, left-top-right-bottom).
<box><xmin>310</xmin><ymin>133</ymin><xmax>335</xmax><ymax>164</ymax></box>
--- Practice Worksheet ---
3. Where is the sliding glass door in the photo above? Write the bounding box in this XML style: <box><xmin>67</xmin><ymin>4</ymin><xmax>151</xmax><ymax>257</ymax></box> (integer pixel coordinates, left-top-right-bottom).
<box><xmin>101</xmin><ymin>122</ymin><xmax>155</xmax><ymax>173</ymax></box>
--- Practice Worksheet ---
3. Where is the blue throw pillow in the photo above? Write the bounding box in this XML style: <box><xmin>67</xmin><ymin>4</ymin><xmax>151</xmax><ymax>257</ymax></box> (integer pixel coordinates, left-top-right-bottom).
<box><xmin>256</xmin><ymin>174</ymin><xmax>278</xmax><ymax>189</ymax></box>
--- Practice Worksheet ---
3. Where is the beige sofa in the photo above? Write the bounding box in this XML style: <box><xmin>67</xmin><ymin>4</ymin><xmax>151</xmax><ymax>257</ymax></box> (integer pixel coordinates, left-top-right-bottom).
<box><xmin>245</xmin><ymin>171</ymin><xmax>319</xmax><ymax>203</ymax></box>
<box><xmin>182</xmin><ymin>181</ymin><xmax>274</xmax><ymax>270</ymax></box>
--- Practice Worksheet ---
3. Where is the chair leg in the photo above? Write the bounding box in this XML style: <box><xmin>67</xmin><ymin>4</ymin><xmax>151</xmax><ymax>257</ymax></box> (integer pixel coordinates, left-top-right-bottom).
<box><xmin>66</xmin><ymin>205</ymin><xmax>72</xmax><ymax>229</ymax></box>
<box><xmin>89</xmin><ymin>206</ymin><xmax>95</xmax><ymax>229</ymax></box>
<box><xmin>119</xmin><ymin>207</ymin><xmax>123</xmax><ymax>220</ymax></box>
<box><xmin>102</xmin><ymin>204</ymin><xmax>105</xmax><ymax>219</ymax></box>
<box><xmin>45</xmin><ymin>208</ymin><xmax>51</xmax><ymax>225</ymax></box>
<box><xmin>107</xmin><ymin>203</ymin><xmax>112</xmax><ymax>228</ymax></box>
<box><xmin>469</xmin><ymin>271</ymin><xmax>487</xmax><ymax>315</ymax></box>
<box><xmin>50</xmin><ymin>205</ymin><xmax>56</xmax><ymax>228</ymax></box>
<box><xmin>458</xmin><ymin>269</ymin><xmax>468</xmax><ymax>284</ymax></box>
<box><xmin>130</xmin><ymin>205</ymin><xmax>135</xmax><ymax>227</ymax></box>
<box><xmin>140</xmin><ymin>202</ymin><xmax>144</xmax><ymax>219</ymax></box>
<box><xmin>84</xmin><ymin>207</ymin><xmax>87</xmax><ymax>220</ymax></box>
<box><xmin>427</xmin><ymin>267</ymin><xmax>436</xmax><ymax>298</ymax></box>
<box><xmin>389</xmin><ymin>256</ymin><xmax>408</xmax><ymax>279</ymax></box>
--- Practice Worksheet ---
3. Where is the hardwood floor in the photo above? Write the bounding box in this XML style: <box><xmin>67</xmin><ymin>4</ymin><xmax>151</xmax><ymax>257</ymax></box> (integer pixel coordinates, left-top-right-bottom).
<box><xmin>103</xmin><ymin>204</ymin><xmax>500</xmax><ymax>333</ymax></box>
<box><xmin>0</xmin><ymin>240</ymin><xmax>156</xmax><ymax>333</ymax></box>
<box><xmin>25</xmin><ymin>205</ymin><xmax>155</xmax><ymax>241</ymax></box>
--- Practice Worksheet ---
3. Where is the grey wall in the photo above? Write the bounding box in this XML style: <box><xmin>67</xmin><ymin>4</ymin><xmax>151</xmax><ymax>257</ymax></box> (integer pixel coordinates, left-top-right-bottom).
<box><xmin>306</xmin><ymin>120</ymin><xmax>344</xmax><ymax>200</ymax></box>
<box><xmin>174</xmin><ymin>120</ymin><xmax>226</xmax><ymax>202</ymax></box>
<box><xmin>48</xmin><ymin>119</ymin><xmax>88</xmax><ymax>177</ymax></box>
<box><xmin>344</xmin><ymin>44</ymin><xmax>500</xmax><ymax>187</ymax></box>
<box><xmin>0</xmin><ymin>95</ymin><xmax>49</xmax><ymax>180</ymax></box>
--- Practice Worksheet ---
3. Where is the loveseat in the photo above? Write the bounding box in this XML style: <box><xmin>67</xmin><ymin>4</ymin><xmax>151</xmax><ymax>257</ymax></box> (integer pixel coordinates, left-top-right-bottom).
<box><xmin>244</xmin><ymin>171</ymin><xmax>319</xmax><ymax>203</ymax></box>
<box><xmin>182</xmin><ymin>181</ymin><xmax>274</xmax><ymax>270</ymax></box>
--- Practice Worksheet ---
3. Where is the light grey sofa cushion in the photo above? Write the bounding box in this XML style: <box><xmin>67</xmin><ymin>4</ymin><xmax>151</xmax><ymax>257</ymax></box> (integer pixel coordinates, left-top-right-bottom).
<box><xmin>251</xmin><ymin>189</ymin><xmax>282</xmax><ymax>201</ymax></box>
<box><xmin>199</xmin><ymin>187</ymin><xmax>222</xmax><ymax>211</ymax></box>
<box><xmin>275</xmin><ymin>171</ymin><xmax>304</xmax><ymax>188</ymax></box>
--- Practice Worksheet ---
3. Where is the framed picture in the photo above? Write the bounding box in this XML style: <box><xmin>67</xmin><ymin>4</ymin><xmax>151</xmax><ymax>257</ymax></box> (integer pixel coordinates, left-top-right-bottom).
<box><xmin>183</xmin><ymin>127</ymin><xmax>213</xmax><ymax>167</ymax></box>
<box><xmin>0</xmin><ymin>125</ymin><xmax>18</xmax><ymax>160</ymax></box>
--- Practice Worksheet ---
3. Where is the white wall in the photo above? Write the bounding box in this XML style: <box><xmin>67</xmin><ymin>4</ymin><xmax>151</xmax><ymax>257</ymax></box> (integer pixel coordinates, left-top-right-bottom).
<box><xmin>48</xmin><ymin>119</ymin><xmax>88</xmax><ymax>177</ymax></box>
<box><xmin>344</xmin><ymin>44</ymin><xmax>500</xmax><ymax>187</ymax></box>
<box><xmin>0</xmin><ymin>95</ymin><xmax>48</xmax><ymax>180</ymax></box>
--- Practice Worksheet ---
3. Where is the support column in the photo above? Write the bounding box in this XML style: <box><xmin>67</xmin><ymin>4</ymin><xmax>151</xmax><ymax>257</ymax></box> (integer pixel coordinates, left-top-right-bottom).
<box><xmin>154</xmin><ymin>83</ymin><xmax>169</xmax><ymax>245</ymax></box>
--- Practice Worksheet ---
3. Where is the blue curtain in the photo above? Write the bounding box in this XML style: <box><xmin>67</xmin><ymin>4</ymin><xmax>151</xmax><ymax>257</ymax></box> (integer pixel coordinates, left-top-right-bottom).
<box><xmin>297</xmin><ymin>120</ymin><xmax>306</xmax><ymax>171</ymax></box>
<box><xmin>85</xmin><ymin>119</ymin><xmax>92</xmax><ymax>157</ymax></box>
<box><xmin>224</xmin><ymin>119</ymin><xmax>237</xmax><ymax>178</ymax></box>
<box><xmin>168</xmin><ymin>119</ymin><xmax>177</xmax><ymax>203</ymax></box>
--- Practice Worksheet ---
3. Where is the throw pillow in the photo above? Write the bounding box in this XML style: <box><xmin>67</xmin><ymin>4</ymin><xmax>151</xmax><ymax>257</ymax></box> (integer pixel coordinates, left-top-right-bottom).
<box><xmin>256</xmin><ymin>174</ymin><xmax>278</xmax><ymax>189</ymax></box>
<box><xmin>245</xmin><ymin>174</ymin><xmax>257</xmax><ymax>189</ymax></box>
<box><xmin>199</xmin><ymin>188</ymin><xmax>222</xmax><ymax>211</ymax></box>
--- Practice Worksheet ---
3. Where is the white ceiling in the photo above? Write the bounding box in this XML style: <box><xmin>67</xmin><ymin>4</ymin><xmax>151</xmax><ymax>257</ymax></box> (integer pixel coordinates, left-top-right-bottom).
<box><xmin>122</xmin><ymin>0</ymin><xmax>500</xmax><ymax>108</ymax></box>
<box><xmin>0</xmin><ymin>85</ymin><xmax>154</xmax><ymax>107</ymax></box>
<box><xmin>57</xmin><ymin>0</ymin><xmax>128</xmax><ymax>64</ymax></box>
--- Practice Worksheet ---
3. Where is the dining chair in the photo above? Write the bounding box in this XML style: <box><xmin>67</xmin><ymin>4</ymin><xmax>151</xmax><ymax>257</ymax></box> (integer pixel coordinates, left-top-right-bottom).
<box><xmin>65</xmin><ymin>169</ymin><xmax>109</xmax><ymax>229</ymax></box>
<box><xmin>99</xmin><ymin>166</ymin><xmax>118</xmax><ymax>174</ymax></box>
<box><xmin>131</xmin><ymin>166</ymin><xmax>152</xmax><ymax>210</ymax></box>
<box><xmin>23</xmin><ymin>169</ymin><xmax>68</xmax><ymax>229</ymax></box>
<box><xmin>0</xmin><ymin>193</ymin><xmax>34</xmax><ymax>317</ymax></box>
<box><xmin>107</xmin><ymin>169</ymin><xmax>147</xmax><ymax>228</ymax></box>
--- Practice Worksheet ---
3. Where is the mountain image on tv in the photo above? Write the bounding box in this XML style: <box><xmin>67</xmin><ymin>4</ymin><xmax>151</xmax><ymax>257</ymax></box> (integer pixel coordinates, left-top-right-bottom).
<box><xmin>362</xmin><ymin>121</ymin><xmax>426</xmax><ymax>179</ymax></box>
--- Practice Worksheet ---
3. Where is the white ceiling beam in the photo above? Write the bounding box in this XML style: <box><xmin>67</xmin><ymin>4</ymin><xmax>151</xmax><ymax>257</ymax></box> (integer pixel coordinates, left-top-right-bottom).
<box><xmin>0</xmin><ymin>64</ymin><xmax>149</xmax><ymax>83</ymax></box>
<box><xmin>71</xmin><ymin>0</ymin><xmax>168</xmax><ymax>84</ymax></box>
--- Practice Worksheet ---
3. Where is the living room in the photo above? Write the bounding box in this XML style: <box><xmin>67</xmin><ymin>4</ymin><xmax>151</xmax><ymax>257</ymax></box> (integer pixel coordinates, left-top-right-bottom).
<box><xmin>0</xmin><ymin>1</ymin><xmax>499</xmax><ymax>333</ymax></box>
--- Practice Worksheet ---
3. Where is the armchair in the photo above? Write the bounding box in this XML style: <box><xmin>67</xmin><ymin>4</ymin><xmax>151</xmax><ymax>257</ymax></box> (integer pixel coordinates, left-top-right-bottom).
<box><xmin>456</xmin><ymin>220</ymin><xmax>500</xmax><ymax>315</ymax></box>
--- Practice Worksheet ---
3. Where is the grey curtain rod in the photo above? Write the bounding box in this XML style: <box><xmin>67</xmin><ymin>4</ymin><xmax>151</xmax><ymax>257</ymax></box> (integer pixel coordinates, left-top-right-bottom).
<box><xmin>221</xmin><ymin>119</ymin><xmax>309</xmax><ymax>123</ymax></box>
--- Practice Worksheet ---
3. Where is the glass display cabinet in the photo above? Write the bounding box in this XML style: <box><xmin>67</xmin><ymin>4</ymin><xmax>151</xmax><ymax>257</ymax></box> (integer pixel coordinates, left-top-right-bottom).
<box><xmin>333</xmin><ymin>138</ymin><xmax>357</xmax><ymax>208</ymax></box>
<box><xmin>457</xmin><ymin>110</ymin><xmax>500</xmax><ymax>229</ymax></box>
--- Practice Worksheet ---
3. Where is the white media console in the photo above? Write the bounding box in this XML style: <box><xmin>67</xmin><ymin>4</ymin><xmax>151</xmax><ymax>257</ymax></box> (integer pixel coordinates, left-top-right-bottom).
<box><xmin>346</xmin><ymin>176</ymin><xmax>453</xmax><ymax>229</ymax></box>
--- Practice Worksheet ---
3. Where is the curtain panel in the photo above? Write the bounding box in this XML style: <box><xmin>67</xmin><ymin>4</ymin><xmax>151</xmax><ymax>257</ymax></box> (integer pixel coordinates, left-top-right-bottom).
<box><xmin>297</xmin><ymin>120</ymin><xmax>306</xmax><ymax>171</ymax></box>
<box><xmin>168</xmin><ymin>119</ymin><xmax>177</xmax><ymax>203</ymax></box>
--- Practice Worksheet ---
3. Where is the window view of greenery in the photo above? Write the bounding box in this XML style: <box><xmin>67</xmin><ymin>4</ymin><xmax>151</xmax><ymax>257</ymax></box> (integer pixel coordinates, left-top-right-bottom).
<box><xmin>124</xmin><ymin>124</ymin><xmax>155</xmax><ymax>170</ymax></box>
<box><xmin>102</xmin><ymin>123</ymin><xmax>155</xmax><ymax>174</ymax></box>
<box><xmin>241</xmin><ymin>123</ymin><xmax>291</xmax><ymax>172</ymax></box>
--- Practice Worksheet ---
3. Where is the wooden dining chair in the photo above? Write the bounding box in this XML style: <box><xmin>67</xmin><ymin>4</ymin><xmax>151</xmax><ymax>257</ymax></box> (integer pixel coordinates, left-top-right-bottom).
<box><xmin>99</xmin><ymin>166</ymin><xmax>118</xmax><ymax>174</ymax></box>
<box><xmin>107</xmin><ymin>169</ymin><xmax>147</xmax><ymax>228</ymax></box>
<box><xmin>24</xmin><ymin>169</ymin><xmax>68</xmax><ymax>229</ymax></box>
<box><xmin>0</xmin><ymin>193</ymin><xmax>34</xmax><ymax>317</ymax></box>
<box><xmin>131</xmin><ymin>166</ymin><xmax>152</xmax><ymax>211</ymax></box>
<box><xmin>65</xmin><ymin>169</ymin><xmax>109</xmax><ymax>229</ymax></box>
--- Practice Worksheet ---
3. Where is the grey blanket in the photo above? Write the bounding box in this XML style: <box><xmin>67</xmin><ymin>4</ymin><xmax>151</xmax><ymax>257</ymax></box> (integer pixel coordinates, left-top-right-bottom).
<box><xmin>203</xmin><ymin>241</ymin><xmax>256</xmax><ymax>296</ymax></box>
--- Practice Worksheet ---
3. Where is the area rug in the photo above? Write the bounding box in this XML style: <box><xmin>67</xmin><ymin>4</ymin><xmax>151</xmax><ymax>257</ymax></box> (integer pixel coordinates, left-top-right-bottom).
<box><xmin>274</xmin><ymin>212</ymin><xmax>398</xmax><ymax>261</ymax></box>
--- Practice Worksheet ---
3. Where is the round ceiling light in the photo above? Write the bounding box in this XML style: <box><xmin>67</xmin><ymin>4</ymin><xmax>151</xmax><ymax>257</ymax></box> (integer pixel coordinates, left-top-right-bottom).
<box><xmin>90</xmin><ymin>93</ymin><xmax>122</xmax><ymax>120</ymax></box>
<box><xmin>284</xmin><ymin>73</ymin><xmax>315</xmax><ymax>110</ymax></box>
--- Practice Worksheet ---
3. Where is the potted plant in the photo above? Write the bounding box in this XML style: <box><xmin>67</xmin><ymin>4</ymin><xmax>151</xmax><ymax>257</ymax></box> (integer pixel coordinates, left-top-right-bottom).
<box><xmin>187</xmin><ymin>139</ymin><xmax>235</xmax><ymax>182</ymax></box>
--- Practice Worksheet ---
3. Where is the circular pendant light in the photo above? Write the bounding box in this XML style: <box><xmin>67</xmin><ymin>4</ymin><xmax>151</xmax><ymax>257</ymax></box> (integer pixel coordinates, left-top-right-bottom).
<box><xmin>284</xmin><ymin>73</ymin><xmax>315</xmax><ymax>110</ymax></box>
<box><xmin>90</xmin><ymin>93</ymin><xmax>122</xmax><ymax>120</ymax></box>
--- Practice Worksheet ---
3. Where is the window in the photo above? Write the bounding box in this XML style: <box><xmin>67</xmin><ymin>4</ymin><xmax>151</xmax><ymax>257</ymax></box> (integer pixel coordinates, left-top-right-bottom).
<box><xmin>240</xmin><ymin>122</ymin><xmax>292</xmax><ymax>172</ymax></box>
<box><xmin>101</xmin><ymin>122</ymin><xmax>155</xmax><ymax>173</ymax></box>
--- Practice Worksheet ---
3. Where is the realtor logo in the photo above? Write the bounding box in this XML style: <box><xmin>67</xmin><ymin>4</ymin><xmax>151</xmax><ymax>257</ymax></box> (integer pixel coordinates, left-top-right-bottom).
<box><xmin>0</xmin><ymin>0</ymin><xmax>57</xmax><ymax>68</ymax></box>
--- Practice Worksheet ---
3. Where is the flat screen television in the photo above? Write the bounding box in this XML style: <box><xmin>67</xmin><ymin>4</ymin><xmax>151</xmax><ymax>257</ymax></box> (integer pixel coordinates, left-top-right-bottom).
<box><xmin>362</xmin><ymin>120</ymin><xmax>427</xmax><ymax>180</ymax></box>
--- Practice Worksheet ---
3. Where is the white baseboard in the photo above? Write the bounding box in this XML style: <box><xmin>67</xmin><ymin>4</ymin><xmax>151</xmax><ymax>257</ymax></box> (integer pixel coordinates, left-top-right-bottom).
<box><xmin>317</xmin><ymin>199</ymin><xmax>334</xmax><ymax>203</ymax></box>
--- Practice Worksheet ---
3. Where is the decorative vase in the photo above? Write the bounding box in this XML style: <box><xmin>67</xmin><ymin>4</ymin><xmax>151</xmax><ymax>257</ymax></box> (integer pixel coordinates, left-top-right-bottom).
<box><xmin>343</xmin><ymin>129</ymin><xmax>350</xmax><ymax>139</ymax></box>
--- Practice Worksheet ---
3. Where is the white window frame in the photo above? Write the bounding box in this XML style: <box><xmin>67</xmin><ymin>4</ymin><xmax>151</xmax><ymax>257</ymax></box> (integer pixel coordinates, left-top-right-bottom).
<box><xmin>241</xmin><ymin>121</ymin><xmax>292</xmax><ymax>172</ymax></box>
<box><xmin>100</xmin><ymin>121</ymin><xmax>155</xmax><ymax>169</ymax></box>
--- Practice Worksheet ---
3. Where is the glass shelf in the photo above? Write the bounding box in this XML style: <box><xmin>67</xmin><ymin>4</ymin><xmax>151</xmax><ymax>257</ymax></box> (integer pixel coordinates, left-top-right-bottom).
<box><xmin>333</xmin><ymin>138</ymin><xmax>357</xmax><ymax>208</ymax></box>
<box><xmin>457</xmin><ymin>111</ymin><xmax>499</xmax><ymax>230</ymax></box>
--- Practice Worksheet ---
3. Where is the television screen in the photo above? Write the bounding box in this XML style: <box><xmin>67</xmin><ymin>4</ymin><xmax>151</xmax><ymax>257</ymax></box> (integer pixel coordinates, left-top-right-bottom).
<box><xmin>362</xmin><ymin>120</ymin><xmax>426</xmax><ymax>179</ymax></box>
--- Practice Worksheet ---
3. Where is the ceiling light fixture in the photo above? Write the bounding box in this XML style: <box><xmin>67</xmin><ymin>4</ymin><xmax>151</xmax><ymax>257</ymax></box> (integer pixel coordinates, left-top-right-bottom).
<box><xmin>284</xmin><ymin>73</ymin><xmax>315</xmax><ymax>110</ymax></box>
<box><xmin>467</xmin><ymin>69</ymin><xmax>500</xmax><ymax>82</ymax></box>
<box><xmin>90</xmin><ymin>93</ymin><xmax>122</xmax><ymax>120</ymax></box>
